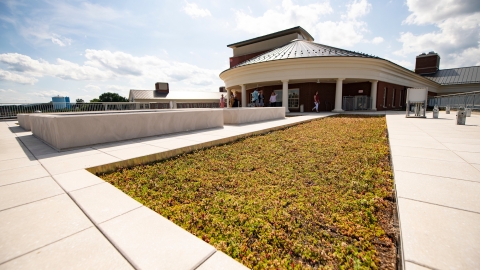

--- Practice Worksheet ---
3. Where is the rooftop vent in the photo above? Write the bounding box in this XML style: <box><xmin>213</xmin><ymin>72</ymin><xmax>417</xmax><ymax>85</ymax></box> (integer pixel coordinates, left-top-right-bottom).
<box><xmin>155</xmin><ymin>82</ymin><xmax>169</xmax><ymax>94</ymax></box>
<box><xmin>415</xmin><ymin>52</ymin><xmax>440</xmax><ymax>74</ymax></box>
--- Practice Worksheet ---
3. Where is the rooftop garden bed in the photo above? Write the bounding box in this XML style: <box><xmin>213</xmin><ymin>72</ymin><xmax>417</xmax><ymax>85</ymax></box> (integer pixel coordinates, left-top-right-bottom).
<box><xmin>100</xmin><ymin>115</ymin><xmax>397</xmax><ymax>269</ymax></box>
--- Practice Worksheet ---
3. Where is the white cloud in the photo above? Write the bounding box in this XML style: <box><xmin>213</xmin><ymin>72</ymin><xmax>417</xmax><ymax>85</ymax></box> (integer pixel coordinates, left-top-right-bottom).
<box><xmin>31</xmin><ymin>90</ymin><xmax>69</xmax><ymax>98</ymax></box>
<box><xmin>345</xmin><ymin>0</ymin><xmax>371</xmax><ymax>20</ymax></box>
<box><xmin>384</xmin><ymin>57</ymin><xmax>414</xmax><ymax>69</ymax></box>
<box><xmin>371</xmin><ymin>36</ymin><xmax>384</xmax><ymax>44</ymax></box>
<box><xmin>0</xmin><ymin>89</ymin><xmax>17</xmax><ymax>93</ymax></box>
<box><xmin>183</xmin><ymin>2</ymin><xmax>211</xmax><ymax>18</ymax></box>
<box><xmin>404</xmin><ymin>0</ymin><xmax>480</xmax><ymax>25</ymax></box>
<box><xmin>315</xmin><ymin>0</ymin><xmax>372</xmax><ymax>47</ymax></box>
<box><xmin>107</xmin><ymin>85</ymin><xmax>124</xmax><ymax>91</ymax></box>
<box><xmin>315</xmin><ymin>20</ymin><xmax>367</xmax><ymax>47</ymax></box>
<box><xmin>234</xmin><ymin>0</ymin><xmax>375</xmax><ymax>48</ymax></box>
<box><xmin>0</xmin><ymin>50</ymin><xmax>222</xmax><ymax>91</ymax></box>
<box><xmin>83</xmin><ymin>84</ymin><xmax>102</xmax><ymax>92</ymax></box>
<box><xmin>234</xmin><ymin>0</ymin><xmax>333</xmax><ymax>36</ymax></box>
<box><xmin>0</xmin><ymin>69</ymin><xmax>38</xmax><ymax>84</ymax></box>
<box><xmin>2</xmin><ymin>1</ymin><xmax>128</xmax><ymax>47</ymax></box>
<box><xmin>50</xmin><ymin>33</ymin><xmax>72</xmax><ymax>47</ymax></box>
<box><xmin>394</xmin><ymin>1</ymin><xmax>480</xmax><ymax>69</ymax></box>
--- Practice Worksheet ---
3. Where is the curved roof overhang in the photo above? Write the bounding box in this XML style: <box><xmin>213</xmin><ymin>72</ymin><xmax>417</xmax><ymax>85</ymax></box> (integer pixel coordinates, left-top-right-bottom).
<box><xmin>219</xmin><ymin>56</ymin><xmax>441</xmax><ymax>92</ymax></box>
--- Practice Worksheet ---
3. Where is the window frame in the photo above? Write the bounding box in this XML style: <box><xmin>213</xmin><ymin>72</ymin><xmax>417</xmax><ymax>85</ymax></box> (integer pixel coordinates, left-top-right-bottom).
<box><xmin>383</xmin><ymin>87</ymin><xmax>387</xmax><ymax>108</ymax></box>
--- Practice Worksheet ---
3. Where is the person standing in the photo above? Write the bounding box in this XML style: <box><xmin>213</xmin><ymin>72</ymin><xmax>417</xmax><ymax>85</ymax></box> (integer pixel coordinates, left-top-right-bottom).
<box><xmin>269</xmin><ymin>92</ymin><xmax>277</xmax><ymax>107</ymax></box>
<box><xmin>312</xmin><ymin>91</ymin><xmax>320</xmax><ymax>112</ymax></box>
<box><xmin>258</xmin><ymin>90</ymin><xmax>265</xmax><ymax>107</ymax></box>
<box><xmin>220</xmin><ymin>94</ymin><xmax>225</xmax><ymax>108</ymax></box>
<box><xmin>252</xmin><ymin>89</ymin><xmax>259</xmax><ymax>107</ymax></box>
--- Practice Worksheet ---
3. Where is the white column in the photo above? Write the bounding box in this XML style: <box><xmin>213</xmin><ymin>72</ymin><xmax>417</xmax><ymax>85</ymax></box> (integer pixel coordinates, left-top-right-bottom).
<box><xmin>282</xmin><ymin>80</ymin><xmax>290</xmax><ymax>113</ymax></box>
<box><xmin>370</xmin><ymin>80</ymin><xmax>378</xmax><ymax>110</ymax></box>
<box><xmin>241</xmin><ymin>84</ymin><xmax>246</xmax><ymax>107</ymax></box>
<box><xmin>332</xmin><ymin>78</ymin><xmax>344</xmax><ymax>112</ymax></box>
<box><xmin>226</xmin><ymin>88</ymin><xmax>231</xmax><ymax>108</ymax></box>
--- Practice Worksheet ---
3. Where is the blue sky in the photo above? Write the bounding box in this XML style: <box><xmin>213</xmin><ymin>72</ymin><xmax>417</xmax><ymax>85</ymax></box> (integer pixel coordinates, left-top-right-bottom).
<box><xmin>0</xmin><ymin>0</ymin><xmax>479</xmax><ymax>102</ymax></box>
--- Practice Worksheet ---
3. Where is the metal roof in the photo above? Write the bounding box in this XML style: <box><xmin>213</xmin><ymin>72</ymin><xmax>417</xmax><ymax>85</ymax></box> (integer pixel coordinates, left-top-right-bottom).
<box><xmin>230</xmin><ymin>39</ymin><xmax>378</xmax><ymax>69</ymax></box>
<box><xmin>227</xmin><ymin>26</ymin><xmax>314</xmax><ymax>48</ymax></box>
<box><xmin>421</xmin><ymin>66</ymin><xmax>480</xmax><ymax>85</ymax></box>
<box><xmin>129</xmin><ymin>90</ymin><xmax>223</xmax><ymax>101</ymax></box>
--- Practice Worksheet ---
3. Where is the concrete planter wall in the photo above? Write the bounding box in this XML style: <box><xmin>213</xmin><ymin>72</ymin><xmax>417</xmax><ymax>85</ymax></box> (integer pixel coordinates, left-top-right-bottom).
<box><xmin>223</xmin><ymin>107</ymin><xmax>285</xmax><ymax>124</ymax></box>
<box><xmin>29</xmin><ymin>109</ymin><xmax>223</xmax><ymax>150</ymax></box>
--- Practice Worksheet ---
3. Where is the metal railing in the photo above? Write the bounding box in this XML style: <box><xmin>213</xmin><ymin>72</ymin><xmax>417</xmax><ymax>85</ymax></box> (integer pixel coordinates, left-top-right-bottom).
<box><xmin>428</xmin><ymin>91</ymin><xmax>480</xmax><ymax>109</ymax></box>
<box><xmin>0</xmin><ymin>101</ymin><xmax>220</xmax><ymax>119</ymax></box>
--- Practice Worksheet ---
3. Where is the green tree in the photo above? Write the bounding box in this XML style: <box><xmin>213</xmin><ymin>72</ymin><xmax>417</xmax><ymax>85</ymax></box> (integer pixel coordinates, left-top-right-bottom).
<box><xmin>76</xmin><ymin>98</ymin><xmax>84</xmax><ymax>103</ymax></box>
<box><xmin>94</xmin><ymin>92</ymin><xmax>128</xmax><ymax>102</ymax></box>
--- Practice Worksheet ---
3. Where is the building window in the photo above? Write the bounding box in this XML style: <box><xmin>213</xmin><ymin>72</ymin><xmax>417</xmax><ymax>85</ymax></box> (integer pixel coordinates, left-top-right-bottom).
<box><xmin>273</xmin><ymin>89</ymin><xmax>299</xmax><ymax>108</ymax></box>
<box><xmin>288</xmin><ymin>89</ymin><xmax>299</xmax><ymax>108</ymax></box>
<box><xmin>383</xmin><ymin>87</ymin><xmax>387</xmax><ymax>108</ymax></box>
<box><xmin>392</xmin><ymin>89</ymin><xmax>396</xmax><ymax>108</ymax></box>
<box><xmin>399</xmin><ymin>90</ymin><xmax>403</xmax><ymax>107</ymax></box>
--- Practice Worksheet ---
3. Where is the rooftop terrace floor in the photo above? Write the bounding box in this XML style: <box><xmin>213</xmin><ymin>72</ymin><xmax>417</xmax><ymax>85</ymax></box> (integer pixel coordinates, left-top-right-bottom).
<box><xmin>0</xmin><ymin>111</ymin><xmax>479</xmax><ymax>269</ymax></box>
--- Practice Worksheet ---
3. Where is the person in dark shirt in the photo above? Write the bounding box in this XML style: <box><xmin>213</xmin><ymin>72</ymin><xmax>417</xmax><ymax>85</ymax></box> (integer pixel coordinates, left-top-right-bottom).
<box><xmin>312</xmin><ymin>91</ymin><xmax>319</xmax><ymax>112</ymax></box>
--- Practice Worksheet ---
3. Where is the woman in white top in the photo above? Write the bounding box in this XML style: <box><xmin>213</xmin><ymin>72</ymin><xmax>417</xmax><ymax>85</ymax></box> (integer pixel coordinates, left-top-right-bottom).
<box><xmin>269</xmin><ymin>92</ymin><xmax>277</xmax><ymax>107</ymax></box>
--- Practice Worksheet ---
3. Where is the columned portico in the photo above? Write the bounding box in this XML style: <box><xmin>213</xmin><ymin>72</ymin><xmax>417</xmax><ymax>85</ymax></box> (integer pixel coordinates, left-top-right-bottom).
<box><xmin>226</xmin><ymin>88</ymin><xmax>231</xmax><ymax>108</ymax></box>
<box><xmin>332</xmin><ymin>78</ymin><xmax>344</xmax><ymax>112</ymax></box>
<box><xmin>370</xmin><ymin>80</ymin><xmax>378</xmax><ymax>110</ymax></box>
<box><xmin>241</xmin><ymin>84</ymin><xmax>246</xmax><ymax>107</ymax></box>
<box><xmin>282</xmin><ymin>80</ymin><xmax>289</xmax><ymax>113</ymax></box>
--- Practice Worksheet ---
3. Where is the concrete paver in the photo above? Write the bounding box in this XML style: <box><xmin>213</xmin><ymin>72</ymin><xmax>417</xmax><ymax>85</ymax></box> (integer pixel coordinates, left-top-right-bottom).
<box><xmin>0</xmin><ymin>177</ymin><xmax>64</xmax><ymax>211</ymax></box>
<box><xmin>392</xmin><ymin>156</ymin><xmax>480</xmax><ymax>182</ymax></box>
<box><xmin>444</xmin><ymin>143</ymin><xmax>480</xmax><ymax>153</ymax></box>
<box><xmin>39</xmin><ymin>153</ymin><xmax>121</xmax><ymax>175</ymax></box>
<box><xmin>197</xmin><ymin>251</ymin><xmax>249</xmax><ymax>270</ymax></box>
<box><xmin>0</xmin><ymin>157</ymin><xmax>39</xmax><ymax>172</ymax></box>
<box><xmin>0</xmin><ymin>164</ymin><xmax>50</xmax><ymax>186</ymax></box>
<box><xmin>70</xmin><ymin>182</ymin><xmax>142</xmax><ymax>224</ymax></box>
<box><xmin>52</xmin><ymin>169</ymin><xmax>105</xmax><ymax>192</ymax></box>
<box><xmin>387</xmin><ymin>112</ymin><xmax>480</xmax><ymax>269</ymax></box>
<box><xmin>398</xmin><ymin>198</ymin><xmax>480</xmax><ymax>270</ymax></box>
<box><xmin>0</xmin><ymin>194</ymin><xmax>93</xmax><ymax>264</ymax></box>
<box><xmin>395</xmin><ymin>171</ymin><xmax>480</xmax><ymax>213</ymax></box>
<box><xmin>105</xmin><ymin>144</ymin><xmax>169</xmax><ymax>160</ymax></box>
<box><xmin>454</xmin><ymin>151</ymin><xmax>480</xmax><ymax>164</ymax></box>
<box><xmin>99</xmin><ymin>206</ymin><xmax>216</xmax><ymax>270</ymax></box>
<box><xmin>0</xmin><ymin>227</ymin><xmax>133</xmax><ymax>270</ymax></box>
<box><xmin>390</xmin><ymin>145</ymin><xmax>465</xmax><ymax>162</ymax></box>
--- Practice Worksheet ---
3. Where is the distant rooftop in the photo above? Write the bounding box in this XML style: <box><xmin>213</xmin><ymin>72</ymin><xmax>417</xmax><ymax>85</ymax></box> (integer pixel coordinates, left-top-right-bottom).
<box><xmin>421</xmin><ymin>66</ymin><xmax>480</xmax><ymax>85</ymax></box>
<box><xmin>227</xmin><ymin>26</ymin><xmax>314</xmax><ymax>48</ymax></box>
<box><xmin>129</xmin><ymin>90</ymin><xmax>223</xmax><ymax>100</ymax></box>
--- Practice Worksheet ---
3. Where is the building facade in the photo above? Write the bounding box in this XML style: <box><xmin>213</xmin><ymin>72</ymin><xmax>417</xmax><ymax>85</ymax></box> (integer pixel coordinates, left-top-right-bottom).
<box><xmin>220</xmin><ymin>26</ymin><xmax>480</xmax><ymax>112</ymax></box>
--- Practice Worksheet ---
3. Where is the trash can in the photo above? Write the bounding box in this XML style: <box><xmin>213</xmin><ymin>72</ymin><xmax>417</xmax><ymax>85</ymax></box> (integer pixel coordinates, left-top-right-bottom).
<box><xmin>432</xmin><ymin>105</ymin><xmax>439</xmax><ymax>119</ymax></box>
<box><xmin>456</xmin><ymin>108</ymin><xmax>466</xmax><ymax>125</ymax></box>
<box><xmin>300</xmin><ymin>104</ymin><xmax>304</xmax><ymax>113</ymax></box>
<box><xmin>446</xmin><ymin>105</ymin><xmax>450</xmax><ymax>114</ymax></box>
<box><xmin>466</xmin><ymin>108</ymin><xmax>472</xmax><ymax>117</ymax></box>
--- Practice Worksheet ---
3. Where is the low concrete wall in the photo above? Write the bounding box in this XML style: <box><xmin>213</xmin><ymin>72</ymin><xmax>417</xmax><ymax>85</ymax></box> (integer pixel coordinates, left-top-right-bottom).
<box><xmin>17</xmin><ymin>114</ymin><xmax>31</xmax><ymax>131</ymax></box>
<box><xmin>30</xmin><ymin>109</ymin><xmax>223</xmax><ymax>150</ymax></box>
<box><xmin>223</xmin><ymin>107</ymin><xmax>285</xmax><ymax>125</ymax></box>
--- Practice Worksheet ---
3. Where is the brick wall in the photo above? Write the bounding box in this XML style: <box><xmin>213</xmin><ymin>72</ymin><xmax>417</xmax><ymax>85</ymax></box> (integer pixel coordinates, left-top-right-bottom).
<box><xmin>415</xmin><ymin>55</ymin><xmax>440</xmax><ymax>74</ymax></box>
<box><xmin>229</xmin><ymin>50</ymin><xmax>268</xmax><ymax>68</ymax></box>
<box><xmin>377</xmin><ymin>81</ymin><xmax>408</xmax><ymax>110</ymax></box>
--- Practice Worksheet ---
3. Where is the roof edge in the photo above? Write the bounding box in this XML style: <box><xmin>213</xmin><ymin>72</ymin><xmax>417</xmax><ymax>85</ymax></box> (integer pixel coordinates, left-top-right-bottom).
<box><xmin>227</xmin><ymin>26</ymin><xmax>314</xmax><ymax>48</ymax></box>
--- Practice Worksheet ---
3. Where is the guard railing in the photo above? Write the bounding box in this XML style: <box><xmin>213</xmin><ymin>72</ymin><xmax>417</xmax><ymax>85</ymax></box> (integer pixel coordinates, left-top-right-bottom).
<box><xmin>428</xmin><ymin>91</ymin><xmax>480</xmax><ymax>110</ymax></box>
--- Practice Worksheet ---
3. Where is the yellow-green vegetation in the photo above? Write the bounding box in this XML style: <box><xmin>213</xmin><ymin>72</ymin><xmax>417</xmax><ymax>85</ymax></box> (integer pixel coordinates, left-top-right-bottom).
<box><xmin>100</xmin><ymin>116</ymin><xmax>396</xmax><ymax>269</ymax></box>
